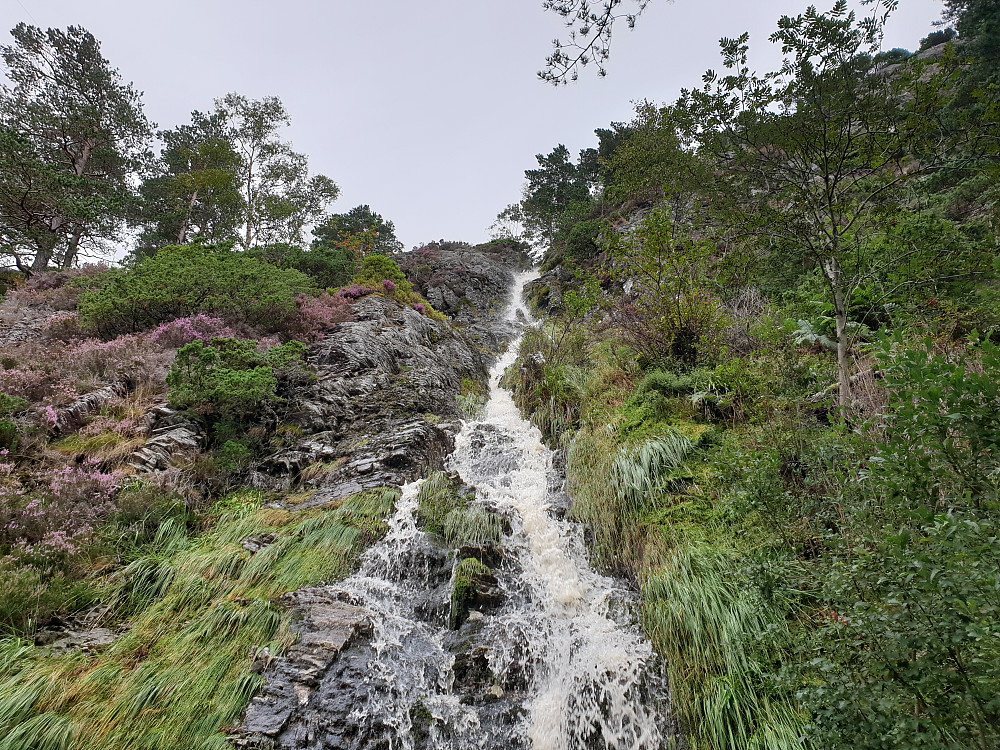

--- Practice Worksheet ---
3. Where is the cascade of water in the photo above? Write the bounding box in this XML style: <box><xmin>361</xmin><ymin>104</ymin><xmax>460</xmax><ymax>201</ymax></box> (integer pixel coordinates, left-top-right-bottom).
<box><xmin>324</xmin><ymin>270</ymin><xmax>671</xmax><ymax>750</ymax></box>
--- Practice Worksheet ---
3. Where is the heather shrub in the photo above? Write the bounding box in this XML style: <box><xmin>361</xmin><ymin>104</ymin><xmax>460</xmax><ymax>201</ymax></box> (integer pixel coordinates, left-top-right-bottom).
<box><xmin>41</xmin><ymin>311</ymin><xmax>84</xmax><ymax>341</ymax></box>
<box><xmin>151</xmin><ymin>314</ymin><xmax>236</xmax><ymax>348</ymax></box>
<box><xmin>337</xmin><ymin>283</ymin><xmax>372</xmax><ymax>301</ymax></box>
<box><xmin>77</xmin><ymin>243</ymin><xmax>314</xmax><ymax>337</ymax></box>
<box><xmin>0</xmin><ymin>361</ymin><xmax>71</xmax><ymax>404</ymax></box>
<box><xmin>166</xmin><ymin>338</ymin><xmax>309</xmax><ymax>429</ymax></box>
<box><xmin>67</xmin><ymin>334</ymin><xmax>156</xmax><ymax>381</ymax></box>
<box><xmin>1</xmin><ymin>459</ymin><xmax>119</xmax><ymax>565</ymax></box>
<box><xmin>288</xmin><ymin>292</ymin><xmax>354</xmax><ymax>340</ymax></box>
<box><xmin>15</xmin><ymin>265</ymin><xmax>111</xmax><ymax>311</ymax></box>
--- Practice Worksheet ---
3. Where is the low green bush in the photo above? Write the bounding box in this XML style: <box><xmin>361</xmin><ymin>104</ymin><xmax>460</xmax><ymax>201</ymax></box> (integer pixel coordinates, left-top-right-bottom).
<box><xmin>166</xmin><ymin>338</ymin><xmax>308</xmax><ymax>428</ymax></box>
<box><xmin>78</xmin><ymin>243</ymin><xmax>314</xmax><ymax>337</ymax></box>
<box><xmin>0</xmin><ymin>419</ymin><xmax>20</xmax><ymax>451</ymax></box>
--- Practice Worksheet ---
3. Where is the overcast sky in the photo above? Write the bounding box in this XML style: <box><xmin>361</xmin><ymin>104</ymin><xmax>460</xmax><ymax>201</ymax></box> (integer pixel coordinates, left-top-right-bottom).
<box><xmin>2</xmin><ymin>0</ymin><xmax>944</xmax><ymax>250</ymax></box>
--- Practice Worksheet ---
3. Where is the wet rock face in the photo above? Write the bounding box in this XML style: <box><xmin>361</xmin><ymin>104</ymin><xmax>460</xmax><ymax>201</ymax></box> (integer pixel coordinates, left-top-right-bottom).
<box><xmin>263</xmin><ymin>296</ymin><xmax>486</xmax><ymax>507</ymax></box>
<box><xmin>395</xmin><ymin>242</ymin><xmax>530</xmax><ymax>355</ymax></box>
<box><xmin>232</xmin><ymin>588</ymin><xmax>373</xmax><ymax>749</ymax></box>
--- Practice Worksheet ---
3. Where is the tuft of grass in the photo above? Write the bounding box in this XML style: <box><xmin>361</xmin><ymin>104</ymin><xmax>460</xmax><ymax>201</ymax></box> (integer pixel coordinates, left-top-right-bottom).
<box><xmin>52</xmin><ymin>431</ymin><xmax>146</xmax><ymax>468</ymax></box>
<box><xmin>608</xmin><ymin>430</ymin><xmax>694</xmax><ymax>513</ymax></box>
<box><xmin>415</xmin><ymin>471</ymin><xmax>467</xmax><ymax>536</ymax></box>
<box><xmin>0</xmin><ymin>486</ymin><xmax>399</xmax><ymax>750</ymax></box>
<box><xmin>444</xmin><ymin>506</ymin><xmax>502</xmax><ymax>549</ymax></box>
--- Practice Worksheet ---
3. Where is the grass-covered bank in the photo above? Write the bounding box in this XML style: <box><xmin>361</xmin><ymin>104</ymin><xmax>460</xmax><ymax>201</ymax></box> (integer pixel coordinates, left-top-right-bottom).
<box><xmin>505</xmin><ymin>317</ymin><xmax>1000</xmax><ymax>749</ymax></box>
<box><xmin>0</xmin><ymin>486</ymin><xmax>398</xmax><ymax>750</ymax></box>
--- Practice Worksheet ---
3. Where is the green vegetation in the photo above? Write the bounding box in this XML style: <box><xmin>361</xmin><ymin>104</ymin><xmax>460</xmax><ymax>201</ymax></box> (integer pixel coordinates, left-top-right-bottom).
<box><xmin>0</xmin><ymin>487</ymin><xmax>398</xmax><ymax>750</ymax></box>
<box><xmin>415</xmin><ymin>471</ymin><xmax>468</xmax><ymax>536</ymax></box>
<box><xmin>502</xmin><ymin>2</ymin><xmax>1000</xmax><ymax>747</ymax></box>
<box><xmin>166</xmin><ymin>338</ymin><xmax>308</xmax><ymax>423</ymax></box>
<box><xmin>78</xmin><ymin>244</ymin><xmax>313</xmax><ymax>336</ymax></box>
<box><xmin>449</xmin><ymin>557</ymin><xmax>492</xmax><ymax>630</ymax></box>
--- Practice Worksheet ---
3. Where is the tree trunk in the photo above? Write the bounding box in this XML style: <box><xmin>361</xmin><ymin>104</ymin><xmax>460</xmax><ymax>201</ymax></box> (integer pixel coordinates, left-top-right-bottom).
<box><xmin>10</xmin><ymin>250</ymin><xmax>32</xmax><ymax>279</ymax></box>
<box><xmin>824</xmin><ymin>256</ymin><xmax>852</xmax><ymax>414</ymax></box>
<box><xmin>31</xmin><ymin>220</ymin><xmax>62</xmax><ymax>272</ymax></box>
<box><xmin>177</xmin><ymin>188</ymin><xmax>199</xmax><ymax>245</ymax></box>
<box><xmin>30</xmin><ymin>247</ymin><xmax>52</xmax><ymax>272</ymax></box>
<box><xmin>61</xmin><ymin>226</ymin><xmax>84</xmax><ymax>269</ymax></box>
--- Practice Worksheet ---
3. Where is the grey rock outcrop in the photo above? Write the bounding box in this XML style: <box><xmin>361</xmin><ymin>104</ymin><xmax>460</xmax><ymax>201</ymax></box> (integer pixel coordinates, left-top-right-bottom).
<box><xmin>395</xmin><ymin>241</ymin><xmax>531</xmax><ymax>354</ymax></box>
<box><xmin>231</xmin><ymin>588</ymin><xmax>372</xmax><ymax>748</ymax></box>
<box><xmin>55</xmin><ymin>380</ymin><xmax>131</xmax><ymax>433</ymax></box>
<box><xmin>129</xmin><ymin>405</ymin><xmax>203</xmax><ymax>472</ymax></box>
<box><xmin>262</xmin><ymin>295</ymin><xmax>488</xmax><ymax>507</ymax></box>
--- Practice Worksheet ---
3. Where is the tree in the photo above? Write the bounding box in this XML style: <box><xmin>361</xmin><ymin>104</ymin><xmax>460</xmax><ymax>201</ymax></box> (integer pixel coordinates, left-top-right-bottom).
<box><xmin>213</xmin><ymin>93</ymin><xmax>339</xmax><ymax>250</ymax></box>
<box><xmin>519</xmin><ymin>144</ymin><xmax>591</xmax><ymax>248</ymax></box>
<box><xmin>137</xmin><ymin>110</ymin><xmax>244</xmax><ymax>254</ymax></box>
<box><xmin>679</xmin><ymin>1</ymin><xmax>971</xmax><ymax>412</ymax></box>
<box><xmin>0</xmin><ymin>24</ymin><xmax>152</xmax><ymax>271</ymax></box>
<box><xmin>312</xmin><ymin>204</ymin><xmax>403</xmax><ymax>255</ymax></box>
<box><xmin>577</xmin><ymin>124</ymin><xmax>633</xmax><ymax>192</ymax></box>
<box><xmin>943</xmin><ymin>0</ymin><xmax>1000</xmax><ymax>79</ymax></box>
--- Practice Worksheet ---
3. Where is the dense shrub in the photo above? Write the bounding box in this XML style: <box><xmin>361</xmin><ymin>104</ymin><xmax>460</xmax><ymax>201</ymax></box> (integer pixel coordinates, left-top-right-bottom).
<box><xmin>249</xmin><ymin>243</ymin><xmax>357</xmax><ymax>289</ymax></box>
<box><xmin>151</xmin><ymin>314</ymin><xmax>236</xmax><ymax>348</ymax></box>
<box><xmin>565</xmin><ymin>219</ymin><xmax>604</xmax><ymax>259</ymax></box>
<box><xmin>166</xmin><ymin>338</ymin><xmax>309</xmax><ymax>426</ymax></box>
<box><xmin>1</xmin><ymin>458</ymin><xmax>119</xmax><ymax>565</ymax></box>
<box><xmin>77</xmin><ymin>244</ymin><xmax>314</xmax><ymax>337</ymax></box>
<box><xmin>352</xmin><ymin>253</ymin><xmax>410</xmax><ymax>289</ymax></box>
<box><xmin>14</xmin><ymin>265</ymin><xmax>110</xmax><ymax>311</ymax></box>
<box><xmin>289</xmin><ymin>291</ymin><xmax>354</xmax><ymax>340</ymax></box>
<box><xmin>348</xmin><ymin>254</ymin><xmax>445</xmax><ymax>319</ymax></box>
<box><xmin>797</xmin><ymin>339</ymin><xmax>1000</xmax><ymax>749</ymax></box>
<box><xmin>606</xmin><ymin>208</ymin><xmax>731</xmax><ymax>368</ymax></box>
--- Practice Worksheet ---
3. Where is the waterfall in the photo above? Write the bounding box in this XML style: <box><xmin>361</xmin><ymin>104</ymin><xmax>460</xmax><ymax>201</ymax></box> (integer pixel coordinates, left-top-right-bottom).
<box><xmin>296</xmin><ymin>271</ymin><xmax>672</xmax><ymax>749</ymax></box>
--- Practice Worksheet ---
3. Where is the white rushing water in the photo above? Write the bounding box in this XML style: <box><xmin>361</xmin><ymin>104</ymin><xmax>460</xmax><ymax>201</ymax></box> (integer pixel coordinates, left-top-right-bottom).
<box><xmin>330</xmin><ymin>270</ymin><xmax>669</xmax><ymax>750</ymax></box>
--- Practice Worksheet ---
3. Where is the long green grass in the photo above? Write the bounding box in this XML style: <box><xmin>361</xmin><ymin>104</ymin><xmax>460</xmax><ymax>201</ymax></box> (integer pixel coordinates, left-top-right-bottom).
<box><xmin>643</xmin><ymin>547</ymin><xmax>807</xmax><ymax>750</ymax></box>
<box><xmin>0</xmin><ymin>486</ymin><xmax>398</xmax><ymax>750</ymax></box>
<box><xmin>609</xmin><ymin>430</ymin><xmax>693</xmax><ymax>513</ymax></box>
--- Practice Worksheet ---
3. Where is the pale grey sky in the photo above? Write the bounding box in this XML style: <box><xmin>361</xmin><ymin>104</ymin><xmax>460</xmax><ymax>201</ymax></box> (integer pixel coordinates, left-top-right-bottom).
<box><xmin>3</xmin><ymin>0</ymin><xmax>944</xmax><ymax>249</ymax></box>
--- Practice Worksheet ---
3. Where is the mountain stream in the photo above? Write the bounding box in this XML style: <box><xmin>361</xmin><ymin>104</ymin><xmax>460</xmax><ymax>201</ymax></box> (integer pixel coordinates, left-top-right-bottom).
<box><xmin>274</xmin><ymin>271</ymin><xmax>675</xmax><ymax>749</ymax></box>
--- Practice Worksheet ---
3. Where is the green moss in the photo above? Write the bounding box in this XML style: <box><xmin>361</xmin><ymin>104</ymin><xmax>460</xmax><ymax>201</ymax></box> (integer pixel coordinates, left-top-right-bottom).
<box><xmin>449</xmin><ymin>557</ymin><xmax>491</xmax><ymax>630</ymax></box>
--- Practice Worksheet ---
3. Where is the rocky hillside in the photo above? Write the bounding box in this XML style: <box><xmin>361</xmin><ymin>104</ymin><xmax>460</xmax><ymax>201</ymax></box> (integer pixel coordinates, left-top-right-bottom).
<box><xmin>0</xmin><ymin>241</ymin><xmax>531</xmax><ymax>750</ymax></box>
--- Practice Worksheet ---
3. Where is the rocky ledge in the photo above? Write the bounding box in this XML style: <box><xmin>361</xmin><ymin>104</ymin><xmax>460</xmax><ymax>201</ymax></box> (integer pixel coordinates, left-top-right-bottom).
<box><xmin>257</xmin><ymin>244</ymin><xmax>528</xmax><ymax>508</ymax></box>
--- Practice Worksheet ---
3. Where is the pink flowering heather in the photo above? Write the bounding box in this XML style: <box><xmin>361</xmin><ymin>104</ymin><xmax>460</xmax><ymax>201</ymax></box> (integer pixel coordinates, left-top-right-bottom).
<box><xmin>79</xmin><ymin>414</ymin><xmax>142</xmax><ymax>438</ymax></box>
<box><xmin>413</xmin><ymin>303</ymin><xmax>427</xmax><ymax>315</ymax></box>
<box><xmin>337</xmin><ymin>284</ymin><xmax>373</xmax><ymax>301</ymax></box>
<box><xmin>381</xmin><ymin>279</ymin><xmax>396</xmax><ymax>293</ymax></box>
<box><xmin>67</xmin><ymin>334</ymin><xmax>152</xmax><ymax>379</ymax></box>
<box><xmin>41</xmin><ymin>311</ymin><xmax>84</xmax><ymax>342</ymax></box>
<box><xmin>0</xmin><ymin>460</ymin><xmax>114</xmax><ymax>562</ymax></box>
<box><xmin>151</xmin><ymin>314</ymin><xmax>236</xmax><ymax>348</ymax></box>
<box><xmin>291</xmin><ymin>292</ymin><xmax>355</xmax><ymax>340</ymax></box>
